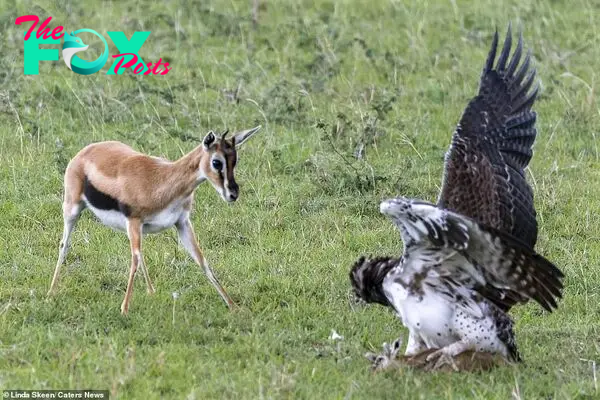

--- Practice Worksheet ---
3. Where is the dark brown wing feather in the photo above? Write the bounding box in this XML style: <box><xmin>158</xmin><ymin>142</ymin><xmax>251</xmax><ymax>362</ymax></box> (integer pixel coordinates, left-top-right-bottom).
<box><xmin>437</xmin><ymin>25</ymin><xmax>540</xmax><ymax>311</ymax></box>
<box><xmin>460</xmin><ymin>220</ymin><xmax>563</xmax><ymax>312</ymax></box>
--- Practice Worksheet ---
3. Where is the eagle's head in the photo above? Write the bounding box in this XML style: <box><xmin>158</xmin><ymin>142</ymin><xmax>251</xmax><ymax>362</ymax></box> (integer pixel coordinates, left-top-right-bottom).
<box><xmin>349</xmin><ymin>256</ymin><xmax>398</xmax><ymax>307</ymax></box>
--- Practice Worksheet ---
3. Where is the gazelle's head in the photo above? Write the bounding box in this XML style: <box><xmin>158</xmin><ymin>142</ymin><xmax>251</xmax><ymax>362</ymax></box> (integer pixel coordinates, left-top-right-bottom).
<box><xmin>200</xmin><ymin>125</ymin><xmax>261</xmax><ymax>203</ymax></box>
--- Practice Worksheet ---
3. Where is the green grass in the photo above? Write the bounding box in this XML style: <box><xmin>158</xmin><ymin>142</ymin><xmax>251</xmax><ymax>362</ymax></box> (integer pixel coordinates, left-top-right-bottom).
<box><xmin>1</xmin><ymin>0</ymin><xmax>600</xmax><ymax>398</ymax></box>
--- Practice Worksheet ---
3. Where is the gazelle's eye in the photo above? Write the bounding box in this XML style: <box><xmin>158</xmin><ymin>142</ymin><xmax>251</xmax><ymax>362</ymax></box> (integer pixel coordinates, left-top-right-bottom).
<box><xmin>212</xmin><ymin>159</ymin><xmax>223</xmax><ymax>170</ymax></box>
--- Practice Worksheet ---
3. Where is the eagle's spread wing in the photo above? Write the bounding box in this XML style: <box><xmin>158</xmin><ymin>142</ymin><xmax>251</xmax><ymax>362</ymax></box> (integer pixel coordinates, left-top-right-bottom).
<box><xmin>436</xmin><ymin>26</ymin><xmax>541</xmax><ymax>311</ymax></box>
<box><xmin>381</xmin><ymin>198</ymin><xmax>564</xmax><ymax>312</ymax></box>
<box><xmin>437</xmin><ymin>25</ymin><xmax>539</xmax><ymax>248</ymax></box>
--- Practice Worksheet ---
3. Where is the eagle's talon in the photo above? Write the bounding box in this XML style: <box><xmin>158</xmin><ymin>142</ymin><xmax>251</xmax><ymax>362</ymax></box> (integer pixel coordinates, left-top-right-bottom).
<box><xmin>425</xmin><ymin>348</ymin><xmax>459</xmax><ymax>371</ymax></box>
<box><xmin>433</xmin><ymin>353</ymin><xmax>459</xmax><ymax>371</ymax></box>
<box><xmin>426</xmin><ymin>348</ymin><xmax>443</xmax><ymax>363</ymax></box>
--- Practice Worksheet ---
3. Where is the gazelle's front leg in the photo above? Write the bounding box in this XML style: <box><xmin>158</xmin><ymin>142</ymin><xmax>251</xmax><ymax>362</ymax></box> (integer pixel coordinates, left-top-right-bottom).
<box><xmin>121</xmin><ymin>218</ymin><xmax>143</xmax><ymax>315</ymax></box>
<box><xmin>176</xmin><ymin>217</ymin><xmax>236</xmax><ymax>309</ymax></box>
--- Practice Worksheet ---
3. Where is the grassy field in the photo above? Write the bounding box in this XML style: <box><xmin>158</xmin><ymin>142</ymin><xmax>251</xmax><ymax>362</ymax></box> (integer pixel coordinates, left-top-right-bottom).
<box><xmin>1</xmin><ymin>0</ymin><xmax>600</xmax><ymax>398</ymax></box>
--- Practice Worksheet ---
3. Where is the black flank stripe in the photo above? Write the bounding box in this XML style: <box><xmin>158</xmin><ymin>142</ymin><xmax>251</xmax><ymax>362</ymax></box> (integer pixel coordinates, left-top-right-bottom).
<box><xmin>83</xmin><ymin>176</ymin><xmax>132</xmax><ymax>217</ymax></box>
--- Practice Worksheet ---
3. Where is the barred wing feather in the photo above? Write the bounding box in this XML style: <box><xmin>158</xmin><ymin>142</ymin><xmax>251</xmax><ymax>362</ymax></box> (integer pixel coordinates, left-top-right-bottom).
<box><xmin>381</xmin><ymin>197</ymin><xmax>564</xmax><ymax>312</ymax></box>
<box><xmin>437</xmin><ymin>25</ymin><xmax>539</xmax><ymax>248</ymax></box>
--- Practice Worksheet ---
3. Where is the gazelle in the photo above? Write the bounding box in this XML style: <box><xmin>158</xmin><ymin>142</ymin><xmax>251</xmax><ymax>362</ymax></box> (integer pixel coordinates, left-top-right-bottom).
<box><xmin>48</xmin><ymin>125</ymin><xmax>261</xmax><ymax>314</ymax></box>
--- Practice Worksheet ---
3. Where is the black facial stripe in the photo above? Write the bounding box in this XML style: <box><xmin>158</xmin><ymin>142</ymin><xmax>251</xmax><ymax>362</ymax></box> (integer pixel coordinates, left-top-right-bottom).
<box><xmin>83</xmin><ymin>176</ymin><xmax>131</xmax><ymax>216</ymax></box>
<box><xmin>225</xmin><ymin>152</ymin><xmax>236</xmax><ymax>183</ymax></box>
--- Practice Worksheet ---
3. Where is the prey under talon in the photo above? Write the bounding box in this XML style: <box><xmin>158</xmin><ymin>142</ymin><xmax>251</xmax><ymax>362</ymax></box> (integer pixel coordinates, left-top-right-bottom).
<box><xmin>429</xmin><ymin>351</ymin><xmax>459</xmax><ymax>372</ymax></box>
<box><xmin>425</xmin><ymin>347</ymin><xmax>455</xmax><ymax>371</ymax></box>
<box><xmin>365</xmin><ymin>338</ymin><xmax>403</xmax><ymax>372</ymax></box>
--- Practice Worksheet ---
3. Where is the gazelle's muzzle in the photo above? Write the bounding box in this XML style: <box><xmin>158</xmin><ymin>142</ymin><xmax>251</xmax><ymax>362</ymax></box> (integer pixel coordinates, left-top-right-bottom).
<box><xmin>223</xmin><ymin>180</ymin><xmax>239</xmax><ymax>202</ymax></box>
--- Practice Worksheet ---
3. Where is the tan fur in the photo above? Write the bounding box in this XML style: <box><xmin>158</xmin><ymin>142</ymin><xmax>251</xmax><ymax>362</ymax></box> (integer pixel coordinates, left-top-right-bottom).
<box><xmin>405</xmin><ymin>349</ymin><xmax>509</xmax><ymax>372</ymax></box>
<box><xmin>48</xmin><ymin>126</ymin><xmax>261</xmax><ymax>315</ymax></box>
<box><xmin>67</xmin><ymin>141</ymin><xmax>204</xmax><ymax>216</ymax></box>
<box><xmin>374</xmin><ymin>349</ymin><xmax>510</xmax><ymax>373</ymax></box>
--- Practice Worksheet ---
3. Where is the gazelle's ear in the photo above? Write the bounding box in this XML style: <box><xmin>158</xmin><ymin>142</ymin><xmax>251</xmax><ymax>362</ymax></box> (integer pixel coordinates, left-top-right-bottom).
<box><xmin>203</xmin><ymin>131</ymin><xmax>216</xmax><ymax>150</ymax></box>
<box><xmin>232</xmin><ymin>125</ymin><xmax>261</xmax><ymax>148</ymax></box>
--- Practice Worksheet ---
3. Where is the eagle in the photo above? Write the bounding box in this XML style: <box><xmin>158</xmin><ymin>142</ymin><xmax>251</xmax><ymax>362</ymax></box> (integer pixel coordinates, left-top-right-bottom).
<box><xmin>349</xmin><ymin>25</ymin><xmax>565</xmax><ymax>371</ymax></box>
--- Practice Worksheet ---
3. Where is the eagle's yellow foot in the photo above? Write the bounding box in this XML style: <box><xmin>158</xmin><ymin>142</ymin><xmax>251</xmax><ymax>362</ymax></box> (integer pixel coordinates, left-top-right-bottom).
<box><xmin>425</xmin><ymin>348</ymin><xmax>460</xmax><ymax>372</ymax></box>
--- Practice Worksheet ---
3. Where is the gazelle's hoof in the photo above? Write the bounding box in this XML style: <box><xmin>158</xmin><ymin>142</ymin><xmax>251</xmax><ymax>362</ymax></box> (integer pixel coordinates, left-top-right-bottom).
<box><xmin>227</xmin><ymin>301</ymin><xmax>239</xmax><ymax>310</ymax></box>
<box><xmin>46</xmin><ymin>286</ymin><xmax>58</xmax><ymax>297</ymax></box>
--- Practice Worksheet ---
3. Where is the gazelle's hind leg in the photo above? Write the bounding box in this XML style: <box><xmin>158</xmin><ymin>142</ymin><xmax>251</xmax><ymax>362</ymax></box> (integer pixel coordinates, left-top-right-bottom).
<box><xmin>121</xmin><ymin>218</ymin><xmax>143</xmax><ymax>315</ymax></box>
<box><xmin>48</xmin><ymin>200</ymin><xmax>85</xmax><ymax>296</ymax></box>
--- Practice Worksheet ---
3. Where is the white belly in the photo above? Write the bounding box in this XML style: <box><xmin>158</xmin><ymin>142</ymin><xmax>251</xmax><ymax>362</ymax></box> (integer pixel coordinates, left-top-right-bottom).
<box><xmin>403</xmin><ymin>291</ymin><xmax>456</xmax><ymax>348</ymax></box>
<box><xmin>83</xmin><ymin>196</ymin><xmax>188</xmax><ymax>234</ymax></box>
<box><xmin>385</xmin><ymin>282</ymin><xmax>457</xmax><ymax>348</ymax></box>
<box><xmin>142</xmin><ymin>201</ymin><xmax>186</xmax><ymax>233</ymax></box>
<box><xmin>85</xmin><ymin>203</ymin><xmax>128</xmax><ymax>231</ymax></box>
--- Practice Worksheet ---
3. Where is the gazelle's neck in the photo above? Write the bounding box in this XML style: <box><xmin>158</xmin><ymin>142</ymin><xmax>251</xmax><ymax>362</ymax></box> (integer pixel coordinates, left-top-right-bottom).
<box><xmin>181</xmin><ymin>143</ymin><xmax>209</xmax><ymax>178</ymax></box>
<box><xmin>176</xmin><ymin>144</ymin><xmax>205</xmax><ymax>168</ymax></box>
<box><xmin>153</xmin><ymin>145</ymin><xmax>207</xmax><ymax>203</ymax></box>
